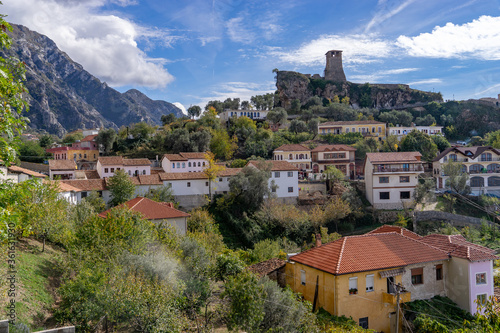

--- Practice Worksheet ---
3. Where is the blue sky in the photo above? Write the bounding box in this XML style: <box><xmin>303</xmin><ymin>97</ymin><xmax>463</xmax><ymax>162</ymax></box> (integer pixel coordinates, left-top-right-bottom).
<box><xmin>3</xmin><ymin>0</ymin><xmax>500</xmax><ymax>114</ymax></box>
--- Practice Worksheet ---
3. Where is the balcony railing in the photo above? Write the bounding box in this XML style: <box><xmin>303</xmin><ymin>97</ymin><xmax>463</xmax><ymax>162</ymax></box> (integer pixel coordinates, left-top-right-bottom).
<box><xmin>373</xmin><ymin>166</ymin><xmax>423</xmax><ymax>173</ymax></box>
<box><xmin>382</xmin><ymin>291</ymin><xmax>411</xmax><ymax>305</ymax></box>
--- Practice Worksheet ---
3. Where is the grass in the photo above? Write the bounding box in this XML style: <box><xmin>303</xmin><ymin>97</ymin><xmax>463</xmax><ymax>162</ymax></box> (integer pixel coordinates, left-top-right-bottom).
<box><xmin>0</xmin><ymin>238</ymin><xmax>65</xmax><ymax>330</ymax></box>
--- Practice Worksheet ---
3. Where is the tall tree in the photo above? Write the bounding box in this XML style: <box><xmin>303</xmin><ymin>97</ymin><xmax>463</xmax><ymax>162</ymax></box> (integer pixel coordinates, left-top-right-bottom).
<box><xmin>228</xmin><ymin>162</ymin><xmax>273</xmax><ymax>212</ymax></box>
<box><xmin>187</xmin><ymin>105</ymin><xmax>201</xmax><ymax>119</ymax></box>
<box><xmin>0</xmin><ymin>12</ymin><xmax>29</xmax><ymax>165</ymax></box>
<box><xmin>400</xmin><ymin>130</ymin><xmax>439</xmax><ymax>162</ymax></box>
<box><xmin>161</xmin><ymin>113</ymin><xmax>176</xmax><ymax>125</ymax></box>
<box><xmin>95</xmin><ymin>128</ymin><xmax>117</xmax><ymax>155</ymax></box>
<box><xmin>443</xmin><ymin>160</ymin><xmax>470</xmax><ymax>195</ymax></box>
<box><xmin>108</xmin><ymin>169</ymin><xmax>136</xmax><ymax>207</ymax></box>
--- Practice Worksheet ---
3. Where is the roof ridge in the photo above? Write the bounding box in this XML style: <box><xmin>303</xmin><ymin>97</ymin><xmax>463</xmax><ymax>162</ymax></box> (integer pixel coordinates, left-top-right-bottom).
<box><xmin>130</xmin><ymin>197</ymin><xmax>144</xmax><ymax>211</ymax></box>
<box><xmin>335</xmin><ymin>238</ymin><xmax>347</xmax><ymax>274</ymax></box>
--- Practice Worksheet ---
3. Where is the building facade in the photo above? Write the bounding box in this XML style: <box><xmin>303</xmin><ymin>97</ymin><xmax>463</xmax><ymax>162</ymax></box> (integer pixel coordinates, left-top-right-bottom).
<box><xmin>364</xmin><ymin>152</ymin><xmax>424</xmax><ymax>209</ymax></box>
<box><xmin>311</xmin><ymin>144</ymin><xmax>356</xmax><ymax>178</ymax></box>
<box><xmin>387</xmin><ymin>125</ymin><xmax>444</xmax><ymax>140</ymax></box>
<box><xmin>319</xmin><ymin>120</ymin><xmax>386</xmax><ymax>140</ymax></box>
<box><xmin>96</xmin><ymin>156</ymin><xmax>151</xmax><ymax>178</ymax></box>
<box><xmin>272</xmin><ymin>144</ymin><xmax>312</xmax><ymax>173</ymax></box>
<box><xmin>46</xmin><ymin>134</ymin><xmax>100</xmax><ymax>170</ymax></box>
<box><xmin>161</xmin><ymin>152</ymin><xmax>208</xmax><ymax>173</ymax></box>
<box><xmin>219</xmin><ymin>110</ymin><xmax>269</xmax><ymax>122</ymax></box>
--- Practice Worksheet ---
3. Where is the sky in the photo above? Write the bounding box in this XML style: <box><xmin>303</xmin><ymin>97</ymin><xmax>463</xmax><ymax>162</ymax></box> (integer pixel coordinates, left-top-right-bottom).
<box><xmin>3</xmin><ymin>0</ymin><xmax>500</xmax><ymax>114</ymax></box>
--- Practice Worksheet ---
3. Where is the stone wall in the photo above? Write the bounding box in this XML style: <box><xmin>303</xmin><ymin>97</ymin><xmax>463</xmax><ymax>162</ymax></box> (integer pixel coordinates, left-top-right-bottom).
<box><xmin>413</xmin><ymin>211</ymin><xmax>495</xmax><ymax>229</ymax></box>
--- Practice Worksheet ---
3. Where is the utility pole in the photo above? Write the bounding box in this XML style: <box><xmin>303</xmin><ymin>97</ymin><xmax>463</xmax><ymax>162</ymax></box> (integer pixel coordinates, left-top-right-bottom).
<box><xmin>395</xmin><ymin>283</ymin><xmax>402</xmax><ymax>333</ymax></box>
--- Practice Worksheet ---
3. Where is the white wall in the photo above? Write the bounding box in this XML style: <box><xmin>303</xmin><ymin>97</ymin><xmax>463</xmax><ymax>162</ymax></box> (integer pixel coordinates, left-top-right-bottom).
<box><xmin>124</xmin><ymin>165</ymin><xmax>150</xmax><ymax>176</ymax></box>
<box><xmin>270</xmin><ymin>170</ymin><xmax>299</xmax><ymax>198</ymax></box>
<box><xmin>152</xmin><ymin>217</ymin><xmax>187</xmax><ymax>236</ymax></box>
<box><xmin>162</xmin><ymin>158</ymin><xmax>207</xmax><ymax>173</ymax></box>
<box><xmin>163</xmin><ymin>179</ymin><xmax>209</xmax><ymax>196</ymax></box>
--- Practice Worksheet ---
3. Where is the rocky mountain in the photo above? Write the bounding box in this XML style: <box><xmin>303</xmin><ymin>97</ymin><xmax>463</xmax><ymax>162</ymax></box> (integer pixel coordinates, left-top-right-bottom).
<box><xmin>3</xmin><ymin>24</ymin><xmax>183</xmax><ymax>136</ymax></box>
<box><xmin>276</xmin><ymin>71</ymin><xmax>443</xmax><ymax>110</ymax></box>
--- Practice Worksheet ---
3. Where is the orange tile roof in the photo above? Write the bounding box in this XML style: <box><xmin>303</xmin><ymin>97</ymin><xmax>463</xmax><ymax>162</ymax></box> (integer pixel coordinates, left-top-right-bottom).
<box><xmin>366</xmin><ymin>152</ymin><xmax>422</xmax><ymax>163</ymax></box>
<box><xmin>48</xmin><ymin>159</ymin><xmax>77</xmax><ymax>170</ymax></box>
<box><xmin>274</xmin><ymin>144</ymin><xmax>310</xmax><ymax>152</ymax></box>
<box><xmin>98</xmin><ymin>156</ymin><xmax>124</xmax><ymax>165</ymax></box>
<box><xmin>218</xmin><ymin>168</ymin><xmax>242</xmax><ymax>176</ymax></box>
<box><xmin>137</xmin><ymin>174</ymin><xmax>163</xmax><ymax>185</ymax></box>
<box><xmin>162</xmin><ymin>154</ymin><xmax>188</xmax><ymax>161</ymax></box>
<box><xmin>81</xmin><ymin>134</ymin><xmax>97</xmax><ymax>142</ymax></box>
<box><xmin>61</xmin><ymin>179</ymin><xmax>107</xmax><ymax>191</ymax></box>
<box><xmin>98</xmin><ymin>197</ymin><xmax>190</xmax><ymax>220</ymax></box>
<box><xmin>290</xmin><ymin>233</ymin><xmax>448</xmax><ymax>275</ymax></box>
<box><xmin>123</xmin><ymin>158</ymin><xmax>151</xmax><ymax>166</ymax></box>
<box><xmin>84</xmin><ymin>170</ymin><xmax>100</xmax><ymax>179</ymax></box>
<box><xmin>159</xmin><ymin>172</ymin><xmax>208</xmax><ymax>180</ymax></box>
<box><xmin>311</xmin><ymin>144</ymin><xmax>357</xmax><ymax>152</ymax></box>
<box><xmin>179</xmin><ymin>152</ymin><xmax>207</xmax><ymax>159</ymax></box>
<box><xmin>420</xmin><ymin>234</ymin><xmax>497</xmax><ymax>261</ymax></box>
<box><xmin>247</xmin><ymin>160</ymin><xmax>299</xmax><ymax>171</ymax></box>
<box><xmin>8</xmin><ymin>165</ymin><xmax>46</xmax><ymax>178</ymax></box>
<box><xmin>367</xmin><ymin>225</ymin><xmax>422</xmax><ymax>240</ymax></box>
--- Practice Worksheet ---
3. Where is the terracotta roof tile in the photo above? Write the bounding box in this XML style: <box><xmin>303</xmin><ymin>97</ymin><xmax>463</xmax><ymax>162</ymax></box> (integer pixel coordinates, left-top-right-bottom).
<box><xmin>247</xmin><ymin>160</ymin><xmax>299</xmax><ymax>171</ymax></box>
<box><xmin>123</xmin><ymin>158</ymin><xmax>151</xmax><ymax>166</ymax></box>
<box><xmin>274</xmin><ymin>144</ymin><xmax>310</xmax><ymax>152</ymax></box>
<box><xmin>433</xmin><ymin>146</ymin><xmax>500</xmax><ymax>162</ymax></box>
<box><xmin>367</xmin><ymin>225</ymin><xmax>422</xmax><ymax>240</ymax></box>
<box><xmin>290</xmin><ymin>233</ymin><xmax>448</xmax><ymax>275</ymax></box>
<box><xmin>81</xmin><ymin>134</ymin><xmax>97</xmax><ymax>142</ymax></box>
<box><xmin>218</xmin><ymin>168</ymin><xmax>242</xmax><ymax>176</ymax></box>
<box><xmin>420</xmin><ymin>234</ymin><xmax>497</xmax><ymax>261</ymax></box>
<box><xmin>84</xmin><ymin>170</ymin><xmax>100</xmax><ymax>179</ymax></box>
<box><xmin>98</xmin><ymin>156</ymin><xmax>124</xmax><ymax>165</ymax></box>
<box><xmin>159</xmin><ymin>172</ymin><xmax>208</xmax><ymax>180</ymax></box>
<box><xmin>311</xmin><ymin>144</ymin><xmax>357</xmax><ymax>152</ymax></box>
<box><xmin>366</xmin><ymin>152</ymin><xmax>422</xmax><ymax>163</ymax></box>
<box><xmin>98</xmin><ymin>197</ymin><xmax>190</xmax><ymax>220</ymax></box>
<box><xmin>320</xmin><ymin>120</ymin><xmax>385</xmax><ymax>126</ymax></box>
<box><xmin>247</xmin><ymin>258</ymin><xmax>286</xmax><ymax>277</ymax></box>
<box><xmin>162</xmin><ymin>154</ymin><xmax>188</xmax><ymax>161</ymax></box>
<box><xmin>179</xmin><ymin>152</ymin><xmax>207</xmax><ymax>159</ymax></box>
<box><xmin>61</xmin><ymin>179</ymin><xmax>107</xmax><ymax>191</ymax></box>
<box><xmin>8</xmin><ymin>165</ymin><xmax>46</xmax><ymax>178</ymax></box>
<box><xmin>48</xmin><ymin>160</ymin><xmax>77</xmax><ymax>170</ymax></box>
<box><xmin>138</xmin><ymin>174</ymin><xmax>162</xmax><ymax>185</ymax></box>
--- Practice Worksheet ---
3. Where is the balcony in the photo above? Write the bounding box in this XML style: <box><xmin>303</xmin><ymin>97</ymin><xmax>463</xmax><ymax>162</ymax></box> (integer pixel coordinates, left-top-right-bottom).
<box><xmin>373</xmin><ymin>165</ymin><xmax>424</xmax><ymax>173</ymax></box>
<box><xmin>382</xmin><ymin>291</ymin><xmax>411</xmax><ymax>305</ymax></box>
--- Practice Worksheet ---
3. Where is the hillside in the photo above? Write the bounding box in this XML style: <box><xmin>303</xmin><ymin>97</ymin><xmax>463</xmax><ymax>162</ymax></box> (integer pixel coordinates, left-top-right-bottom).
<box><xmin>2</xmin><ymin>24</ymin><xmax>183</xmax><ymax>136</ymax></box>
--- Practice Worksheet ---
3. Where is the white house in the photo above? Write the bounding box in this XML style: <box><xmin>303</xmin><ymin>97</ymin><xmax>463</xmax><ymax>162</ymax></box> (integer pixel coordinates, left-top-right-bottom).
<box><xmin>161</xmin><ymin>152</ymin><xmax>208</xmax><ymax>173</ymax></box>
<box><xmin>96</xmin><ymin>156</ymin><xmax>151</xmax><ymax>178</ymax></box>
<box><xmin>0</xmin><ymin>164</ymin><xmax>46</xmax><ymax>183</ymax></box>
<box><xmin>48</xmin><ymin>160</ymin><xmax>77</xmax><ymax>180</ymax></box>
<box><xmin>219</xmin><ymin>110</ymin><xmax>269</xmax><ymax>122</ymax></box>
<box><xmin>387</xmin><ymin>125</ymin><xmax>444</xmax><ymax>140</ymax></box>
<box><xmin>273</xmin><ymin>144</ymin><xmax>312</xmax><ymax>173</ymax></box>
<box><xmin>247</xmin><ymin>160</ymin><xmax>299</xmax><ymax>204</ymax></box>
<box><xmin>364</xmin><ymin>152</ymin><xmax>424</xmax><ymax>209</ymax></box>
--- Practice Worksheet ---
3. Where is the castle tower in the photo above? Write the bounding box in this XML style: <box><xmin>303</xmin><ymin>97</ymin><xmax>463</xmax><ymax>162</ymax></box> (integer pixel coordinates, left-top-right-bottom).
<box><xmin>324</xmin><ymin>50</ymin><xmax>346</xmax><ymax>82</ymax></box>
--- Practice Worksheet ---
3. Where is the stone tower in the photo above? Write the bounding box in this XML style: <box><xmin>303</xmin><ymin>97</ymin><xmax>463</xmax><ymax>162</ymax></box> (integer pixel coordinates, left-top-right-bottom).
<box><xmin>324</xmin><ymin>50</ymin><xmax>346</xmax><ymax>82</ymax></box>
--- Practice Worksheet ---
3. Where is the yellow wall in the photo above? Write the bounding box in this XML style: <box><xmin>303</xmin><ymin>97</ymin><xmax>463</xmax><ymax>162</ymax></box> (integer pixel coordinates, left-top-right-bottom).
<box><xmin>286</xmin><ymin>262</ymin><xmax>407</xmax><ymax>332</ymax></box>
<box><xmin>68</xmin><ymin>149</ymin><xmax>99</xmax><ymax>161</ymax></box>
<box><xmin>319</xmin><ymin>123</ymin><xmax>386</xmax><ymax>139</ymax></box>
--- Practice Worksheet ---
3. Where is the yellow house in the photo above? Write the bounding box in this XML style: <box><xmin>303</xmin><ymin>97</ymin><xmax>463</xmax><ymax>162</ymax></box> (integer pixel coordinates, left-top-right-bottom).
<box><xmin>318</xmin><ymin>120</ymin><xmax>386</xmax><ymax>140</ymax></box>
<box><xmin>286</xmin><ymin>231</ymin><xmax>448</xmax><ymax>332</ymax></box>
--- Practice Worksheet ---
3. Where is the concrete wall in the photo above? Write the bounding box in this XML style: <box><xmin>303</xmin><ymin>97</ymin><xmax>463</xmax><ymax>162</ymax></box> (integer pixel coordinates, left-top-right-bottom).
<box><xmin>162</xmin><ymin>158</ymin><xmax>207</xmax><ymax>173</ymax></box>
<box><xmin>446</xmin><ymin>257</ymin><xmax>470</xmax><ymax>313</ymax></box>
<box><xmin>468</xmin><ymin>260</ymin><xmax>494</xmax><ymax>314</ymax></box>
<box><xmin>152</xmin><ymin>217</ymin><xmax>187</xmax><ymax>236</ymax></box>
<box><xmin>414</xmin><ymin>211</ymin><xmax>495</xmax><ymax>228</ymax></box>
<box><xmin>402</xmin><ymin>261</ymin><xmax>447</xmax><ymax>301</ymax></box>
<box><xmin>270</xmin><ymin>170</ymin><xmax>299</xmax><ymax>198</ymax></box>
<box><xmin>174</xmin><ymin>194</ymin><xmax>208</xmax><ymax>210</ymax></box>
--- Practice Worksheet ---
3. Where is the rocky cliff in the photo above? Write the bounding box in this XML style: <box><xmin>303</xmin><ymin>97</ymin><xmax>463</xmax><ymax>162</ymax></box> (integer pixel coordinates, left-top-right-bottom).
<box><xmin>276</xmin><ymin>71</ymin><xmax>443</xmax><ymax>110</ymax></box>
<box><xmin>3</xmin><ymin>24</ymin><xmax>183</xmax><ymax>136</ymax></box>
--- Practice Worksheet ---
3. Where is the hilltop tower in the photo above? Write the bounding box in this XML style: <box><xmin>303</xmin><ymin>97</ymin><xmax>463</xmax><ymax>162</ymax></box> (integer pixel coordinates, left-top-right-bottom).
<box><xmin>324</xmin><ymin>50</ymin><xmax>346</xmax><ymax>82</ymax></box>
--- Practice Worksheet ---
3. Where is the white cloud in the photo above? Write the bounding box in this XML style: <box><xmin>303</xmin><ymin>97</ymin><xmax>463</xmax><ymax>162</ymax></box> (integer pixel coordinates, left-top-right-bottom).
<box><xmin>173</xmin><ymin>102</ymin><xmax>188</xmax><ymax>116</ymax></box>
<box><xmin>226</xmin><ymin>16</ymin><xmax>255</xmax><ymax>44</ymax></box>
<box><xmin>270</xmin><ymin>34</ymin><xmax>394</xmax><ymax>66</ymax></box>
<box><xmin>397</xmin><ymin>15</ymin><xmax>500</xmax><ymax>60</ymax></box>
<box><xmin>350</xmin><ymin>68</ymin><xmax>419</xmax><ymax>83</ymax></box>
<box><xmin>379</xmin><ymin>68</ymin><xmax>419</xmax><ymax>75</ymax></box>
<box><xmin>365</xmin><ymin>0</ymin><xmax>416</xmax><ymax>33</ymax></box>
<box><xmin>407</xmin><ymin>78</ymin><xmax>442</xmax><ymax>85</ymax></box>
<box><xmin>198</xmin><ymin>36</ymin><xmax>220</xmax><ymax>46</ymax></box>
<box><xmin>3</xmin><ymin>0</ymin><xmax>175</xmax><ymax>88</ymax></box>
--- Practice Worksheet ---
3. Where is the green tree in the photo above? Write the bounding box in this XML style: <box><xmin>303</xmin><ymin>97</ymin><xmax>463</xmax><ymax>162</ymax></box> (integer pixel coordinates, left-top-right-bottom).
<box><xmin>289</xmin><ymin>119</ymin><xmax>308</xmax><ymax>134</ymax></box>
<box><xmin>210</xmin><ymin>129</ymin><xmax>237</xmax><ymax>160</ymax></box>
<box><xmin>0</xmin><ymin>13</ymin><xmax>29</xmax><ymax>165</ymax></box>
<box><xmin>39</xmin><ymin>134</ymin><xmax>54</xmax><ymax>148</ymax></box>
<box><xmin>161</xmin><ymin>112</ymin><xmax>176</xmax><ymax>125</ymax></box>
<box><xmin>290</xmin><ymin>99</ymin><xmax>301</xmax><ymax>114</ymax></box>
<box><xmin>82</xmin><ymin>190</ymin><xmax>106</xmax><ymax>213</ymax></box>
<box><xmin>62</xmin><ymin>132</ymin><xmax>84</xmax><ymax>144</ymax></box>
<box><xmin>130</xmin><ymin>122</ymin><xmax>156</xmax><ymax>141</ymax></box>
<box><xmin>203</xmin><ymin>151</ymin><xmax>225</xmax><ymax>198</ymax></box>
<box><xmin>143</xmin><ymin>184</ymin><xmax>175</xmax><ymax>203</ymax></box>
<box><xmin>431</xmin><ymin>134</ymin><xmax>450</xmax><ymax>152</ymax></box>
<box><xmin>17</xmin><ymin>140</ymin><xmax>47</xmax><ymax>162</ymax></box>
<box><xmin>382</xmin><ymin>135</ymin><xmax>400</xmax><ymax>152</ymax></box>
<box><xmin>414</xmin><ymin>178</ymin><xmax>437</xmax><ymax>208</ymax></box>
<box><xmin>415</xmin><ymin>114</ymin><xmax>436</xmax><ymax>126</ymax></box>
<box><xmin>308</xmin><ymin>118</ymin><xmax>320</xmax><ymax>136</ymax></box>
<box><xmin>187</xmin><ymin>105</ymin><xmax>201</xmax><ymax>119</ymax></box>
<box><xmin>400</xmin><ymin>130</ymin><xmax>439</xmax><ymax>162</ymax></box>
<box><xmin>443</xmin><ymin>160</ymin><xmax>470</xmax><ymax>195</ymax></box>
<box><xmin>95</xmin><ymin>128</ymin><xmax>117</xmax><ymax>155</ymax></box>
<box><xmin>205</xmin><ymin>100</ymin><xmax>224</xmax><ymax>113</ymax></box>
<box><xmin>228</xmin><ymin>162</ymin><xmax>273</xmax><ymax>212</ymax></box>
<box><xmin>107</xmin><ymin>169</ymin><xmax>136</xmax><ymax>207</ymax></box>
<box><xmin>266</xmin><ymin>108</ymin><xmax>288</xmax><ymax>126</ymax></box>
<box><xmin>378</xmin><ymin>110</ymin><xmax>413</xmax><ymax>126</ymax></box>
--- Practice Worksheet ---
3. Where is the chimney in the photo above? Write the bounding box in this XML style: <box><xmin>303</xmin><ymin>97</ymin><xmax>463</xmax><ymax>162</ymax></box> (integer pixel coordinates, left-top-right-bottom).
<box><xmin>315</xmin><ymin>233</ymin><xmax>322</xmax><ymax>247</ymax></box>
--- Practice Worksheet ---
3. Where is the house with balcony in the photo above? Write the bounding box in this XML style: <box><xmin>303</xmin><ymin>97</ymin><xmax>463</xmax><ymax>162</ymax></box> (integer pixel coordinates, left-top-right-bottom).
<box><xmin>387</xmin><ymin>125</ymin><xmax>444</xmax><ymax>140</ymax></box>
<box><xmin>161</xmin><ymin>152</ymin><xmax>208</xmax><ymax>173</ymax></box>
<box><xmin>311</xmin><ymin>144</ymin><xmax>356</xmax><ymax>178</ymax></box>
<box><xmin>46</xmin><ymin>134</ymin><xmax>100</xmax><ymax>170</ymax></box>
<box><xmin>286</xmin><ymin>231</ymin><xmax>449</xmax><ymax>332</ymax></box>
<box><xmin>364</xmin><ymin>152</ymin><xmax>424</xmax><ymax>209</ymax></box>
<box><xmin>48</xmin><ymin>160</ymin><xmax>77</xmax><ymax>180</ymax></box>
<box><xmin>432</xmin><ymin>146</ymin><xmax>500</xmax><ymax>196</ymax></box>
<box><xmin>96</xmin><ymin>156</ymin><xmax>151</xmax><ymax>178</ymax></box>
<box><xmin>219</xmin><ymin>109</ymin><xmax>269</xmax><ymax>122</ymax></box>
<box><xmin>272</xmin><ymin>144</ymin><xmax>312</xmax><ymax>174</ymax></box>
<box><xmin>318</xmin><ymin>120</ymin><xmax>386</xmax><ymax>140</ymax></box>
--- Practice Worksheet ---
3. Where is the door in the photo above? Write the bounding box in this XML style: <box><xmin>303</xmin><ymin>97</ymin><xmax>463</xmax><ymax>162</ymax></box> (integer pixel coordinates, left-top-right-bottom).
<box><xmin>387</xmin><ymin>276</ymin><xmax>395</xmax><ymax>294</ymax></box>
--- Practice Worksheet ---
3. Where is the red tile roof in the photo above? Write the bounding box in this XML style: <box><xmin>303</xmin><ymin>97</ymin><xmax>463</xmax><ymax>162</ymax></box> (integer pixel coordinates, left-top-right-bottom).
<box><xmin>311</xmin><ymin>144</ymin><xmax>357</xmax><ymax>152</ymax></box>
<box><xmin>61</xmin><ymin>179</ymin><xmax>107</xmax><ymax>191</ymax></box>
<box><xmin>366</xmin><ymin>152</ymin><xmax>422</xmax><ymax>163</ymax></box>
<box><xmin>98</xmin><ymin>156</ymin><xmax>124</xmax><ymax>165</ymax></box>
<box><xmin>159</xmin><ymin>172</ymin><xmax>208</xmax><ymax>180</ymax></box>
<box><xmin>81</xmin><ymin>134</ymin><xmax>97</xmax><ymax>142</ymax></box>
<box><xmin>8</xmin><ymin>165</ymin><xmax>46</xmax><ymax>178</ymax></box>
<box><xmin>290</xmin><ymin>233</ymin><xmax>448</xmax><ymax>275</ymax></box>
<box><xmin>218</xmin><ymin>168</ymin><xmax>242</xmax><ymax>176</ymax></box>
<box><xmin>49</xmin><ymin>181</ymin><xmax>82</xmax><ymax>193</ymax></box>
<box><xmin>123</xmin><ymin>158</ymin><xmax>151</xmax><ymax>166</ymax></box>
<box><xmin>320</xmin><ymin>120</ymin><xmax>385</xmax><ymax>126</ymax></box>
<box><xmin>433</xmin><ymin>146</ymin><xmax>500</xmax><ymax>162</ymax></box>
<box><xmin>137</xmin><ymin>174</ymin><xmax>163</xmax><ymax>185</ymax></box>
<box><xmin>247</xmin><ymin>160</ymin><xmax>299</xmax><ymax>171</ymax></box>
<box><xmin>420</xmin><ymin>234</ymin><xmax>497</xmax><ymax>261</ymax></box>
<box><xmin>274</xmin><ymin>144</ymin><xmax>310</xmax><ymax>152</ymax></box>
<box><xmin>84</xmin><ymin>170</ymin><xmax>100</xmax><ymax>179</ymax></box>
<box><xmin>48</xmin><ymin>160</ymin><xmax>77</xmax><ymax>170</ymax></box>
<box><xmin>367</xmin><ymin>225</ymin><xmax>422</xmax><ymax>240</ymax></box>
<box><xmin>180</xmin><ymin>152</ymin><xmax>207</xmax><ymax>159</ymax></box>
<box><xmin>98</xmin><ymin>197</ymin><xmax>190</xmax><ymax>220</ymax></box>
<box><xmin>162</xmin><ymin>154</ymin><xmax>188</xmax><ymax>161</ymax></box>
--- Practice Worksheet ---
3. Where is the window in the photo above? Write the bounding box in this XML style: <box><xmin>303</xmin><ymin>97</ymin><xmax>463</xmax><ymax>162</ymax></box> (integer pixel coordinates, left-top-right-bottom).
<box><xmin>346</xmin><ymin>128</ymin><xmax>349</xmax><ymax>133</ymax></box>
<box><xmin>104</xmin><ymin>168</ymin><xmax>108</xmax><ymax>173</ymax></box>
<box><xmin>288</xmin><ymin>187</ymin><xmax>293</xmax><ymax>193</ymax></box>
<box><xmin>219</xmin><ymin>178</ymin><xmax>223</xmax><ymax>182</ymax></box>
<box><xmin>182</xmin><ymin>162</ymin><xmax>186</xmax><ymax>168</ymax></box>
<box><xmin>84</xmin><ymin>154</ymin><xmax>87</xmax><ymax>159</ymax></box>
<box><xmin>378</xmin><ymin>126</ymin><xmax>382</xmax><ymax>133</ymax></box>
<box><xmin>172</xmin><ymin>163</ymin><xmax>175</xmax><ymax>169</ymax></box>
<box><xmin>79</xmin><ymin>154</ymin><xmax>82</xmax><ymax>158</ymax></box>
<box><xmin>352</xmin><ymin>127</ymin><xmax>355</xmax><ymax>133</ymax></box>
<box><xmin>198</xmin><ymin>162</ymin><xmax>201</xmax><ymax>167</ymax></box>
<box><xmin>366</xmin><ymin>274</ymin><xmax>374</xmax><ymax>292</ymax></box>
<box><xmin>301</xmin><ymin>270</ymin><xmax>306</xmax><ymax>285</ymax></box>
<box><xmin>400</xmin><ymin>176</ymin><xmax>410</xmax><ymax>183</ymax></box>
<box><xmin>359</xmin><ymin>317</ymin><xmax>368</xmax><ymax>329</ymax></box>
<box><xmin>379</xmin><ymin>177</ymin><xmax>389</xmax><ymax>184</ymax></box>
<box><xmin>203</xmin><ymin>162</ymin><xmax>206</xmax><ymax>166</ymax></box>
<box><xmin>128</xmin><ymin>170</ymin><xmax>131</xmax><ymax>176</ymax></box>
<box><xmin>470</xmin><ymin>177</ymin><xmax>485</xmax><ymax>187</ymax></box>
<box><xmin>477</xmin><ymin>294</ymin><xmax>487</xmax><ymax>305</ymax></box>
<box><xmin>187</xmin><ymin>182</ymin><xmax>191</xmax><ymax>187</ymax></box>
<box><xmin>73</xmin><ymin>154</ymin><xmax>76</xmax><ymax>159</ymax></box>
<box><xmin>111</xmin><ymin>168</ymin><xmax>114</xmax><ymax>173</ymax></box>
<box><xmin>275</xmin><ymin>172</ymin><xmax>280</xmax><ymax>178</ymax></box>
<box><xmin>476</xmin><ymin>273</ymin><xmax>487</xmax><ymax>285</ymax></box>
<box><xmin>188</xmin><ymin>162</ymin><xmax>191</xmax><ymax>167</ymax></box>
<box><xmin>450</xmin><ymin>154</ymin><xmax>457</xmax><ymax>162</ymax></box>
<box><xmin>400</xmin><ymin>191</ymin><xmax>411</xmax><ymax>199</ymax></box>
<box><xmin>288</xmin><ymin>171</ymin><xmax>293</xmax><ymax>177</ymax></box>
<box><xmin>81</xmin><ymin>191</ymin><xmax>88</xmax><ymax>198</ymax></box>
<box><xmin>349</xmin><ymin>277</ymin><xmax>358</xmax><ymax>294</ymax></box>
<box><xmin>177</xmin><ymin>162</ymin><xmax>180</xmax><ymax>168</ymax></box>
<box><xmin>372</xmin><ymin>127</ymin><xmax>375</xmax><ymax>133</ymax></box>
<box><xmin>272</xmin><ymin>187</ymin><xmax>276</xmax><ymax>193</ymax></box>
<box><xmin>205</xmin><ymin>182</ymin><xmax>209</xmax><ymax>187</ymax></box>
<box><xmin>379</xmin><ymin>192</ymin><xmax>390</xmax><ymax>200</ymax></box>
<box><xmin>142</xmin><ymin>170</ymin><xmax>146</xmax><ymax>175</ymax></box>
<box><xmin>436</xmin><ymin>264</ymin><xmax>443</xmax><ymax>281</ymax></box>
<box><xmin>411</xmin><ymin>267</ymin><xmax>423</xmax><ymax>285</ymax></box>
